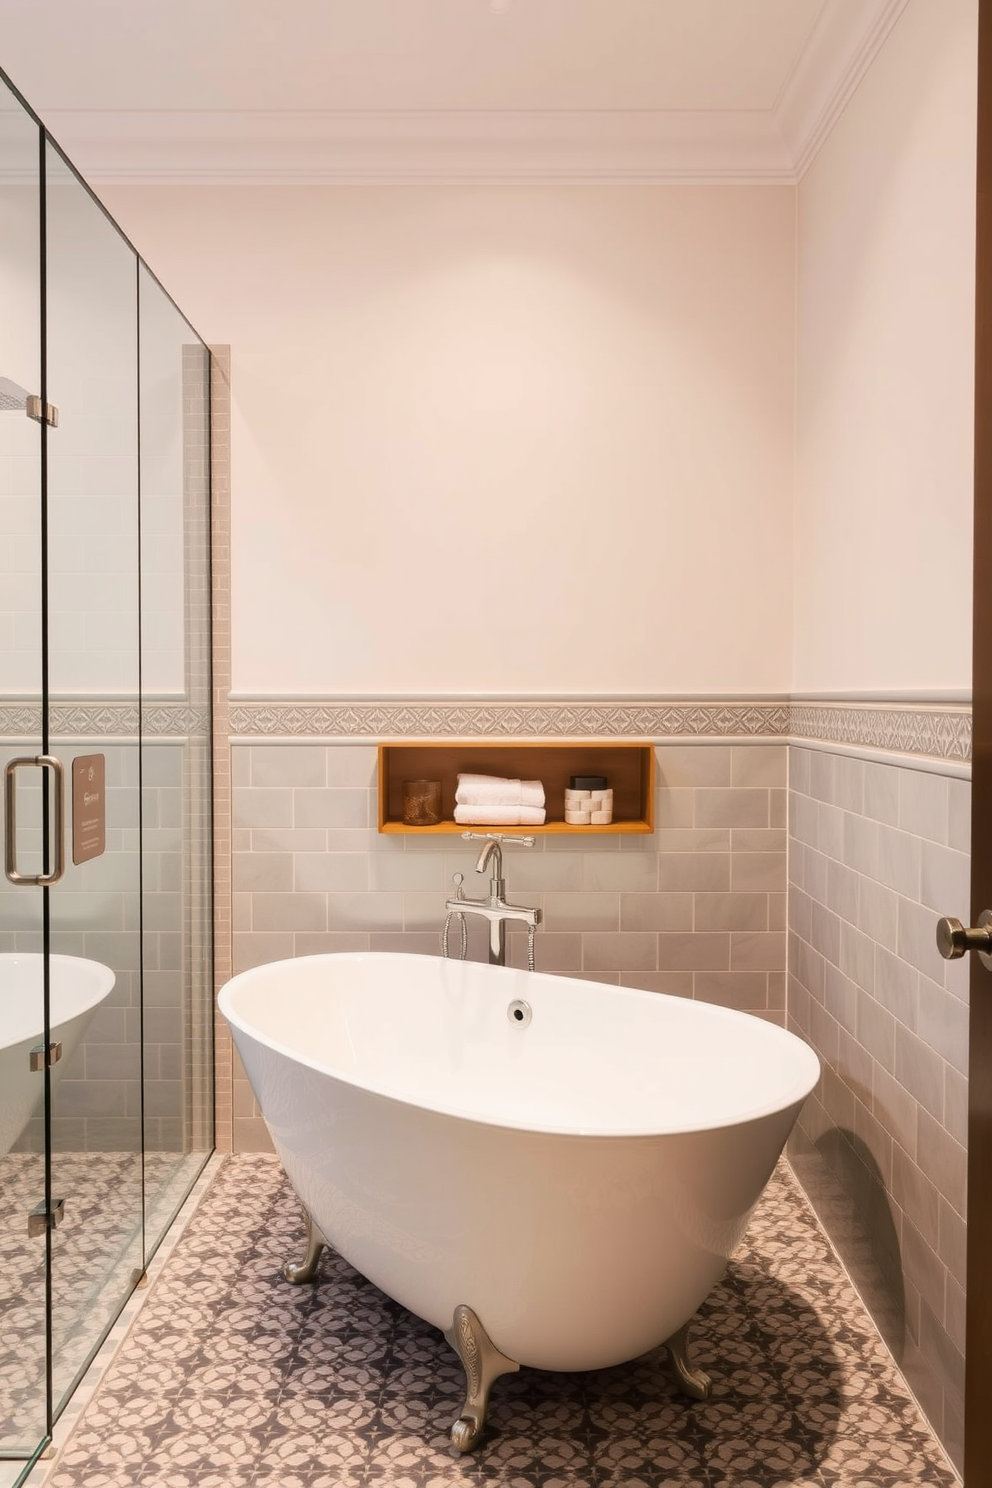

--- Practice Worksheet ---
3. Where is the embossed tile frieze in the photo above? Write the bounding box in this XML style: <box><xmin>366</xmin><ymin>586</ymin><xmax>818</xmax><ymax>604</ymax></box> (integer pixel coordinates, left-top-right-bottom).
<box><xmin>0</xmin><ymin>702</ymin><xmax>209</xmax><ymax>738</ymax></box>
<box><xmin>227</xmin><ymin>697</ymin><xmax>972</xmax><ymax>764</ymax></box>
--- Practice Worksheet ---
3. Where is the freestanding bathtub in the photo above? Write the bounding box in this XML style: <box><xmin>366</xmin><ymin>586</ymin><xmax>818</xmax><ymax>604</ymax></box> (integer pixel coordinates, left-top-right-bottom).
<box><xmin>220</xmin><ymin>951</ymin><xmax>820</xmax><ymax>1449</ymax></box>
<box><xmin>0</xmin><ymin>953</ymin><xmax>116</xmax><ymax>1158</ymax></box>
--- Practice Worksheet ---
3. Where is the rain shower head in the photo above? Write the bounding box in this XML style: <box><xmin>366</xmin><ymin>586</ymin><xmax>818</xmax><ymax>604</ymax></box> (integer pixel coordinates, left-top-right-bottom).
<box><xmin>0</xmin><ymin>377</ymin><xmax>29</xmax><ymax>412</ymax></box>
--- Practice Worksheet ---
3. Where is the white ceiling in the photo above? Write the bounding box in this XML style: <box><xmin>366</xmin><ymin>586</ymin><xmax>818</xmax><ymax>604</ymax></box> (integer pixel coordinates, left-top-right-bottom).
<box><xmin>0</xmin><ymin>0</ymin><xmax>910</xmax><ymax>183</ymax></box>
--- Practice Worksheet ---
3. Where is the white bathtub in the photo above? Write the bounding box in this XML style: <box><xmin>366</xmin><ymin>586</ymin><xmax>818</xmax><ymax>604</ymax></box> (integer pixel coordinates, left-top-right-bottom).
<box><xmin>0</xmin><ymin>953</ymin><xmax>116</xmax><ymax>1158</ymax></box>
<box><xmin>221</xmin><ymin>950</ymin><xmax>819</xmax><ymax>1440</ymax></box>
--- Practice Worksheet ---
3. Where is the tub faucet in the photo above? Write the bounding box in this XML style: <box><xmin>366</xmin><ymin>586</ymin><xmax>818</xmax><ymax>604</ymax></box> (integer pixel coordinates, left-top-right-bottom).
<box><xmin>443</xmin><ymin>832</ymin><xmax>542</xmax><ymax>969</ymax></box>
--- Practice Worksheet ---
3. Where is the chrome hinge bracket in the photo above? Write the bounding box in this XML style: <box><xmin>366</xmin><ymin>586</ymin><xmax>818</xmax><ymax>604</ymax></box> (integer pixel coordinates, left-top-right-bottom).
<box><xmin>29</xmin><ymin>1039</ymin><xmax>63</xmax><ymax>1073</ymax></box>
<box><xmin>25</xmin><ymin>395</ymin><xmax>59</xmax><ymax>427</ymax></box>
<box><xmin>28</xmin><ymin>1197</ymin><xmax>65</xmax><ymax>1237</ymax></box>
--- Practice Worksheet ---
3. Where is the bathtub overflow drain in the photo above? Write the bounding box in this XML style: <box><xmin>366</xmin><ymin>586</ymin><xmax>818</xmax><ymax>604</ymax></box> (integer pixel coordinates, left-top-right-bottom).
<box><xmin>507</xmin><ymin>999</ymin><xmax>532</xmax><ymax>1027</ymax></box>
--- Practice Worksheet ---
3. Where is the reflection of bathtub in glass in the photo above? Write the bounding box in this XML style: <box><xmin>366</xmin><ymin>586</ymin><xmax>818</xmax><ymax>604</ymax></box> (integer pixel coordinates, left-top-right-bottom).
<box><xmin>0</xmin><ymin>954</ymin><xmax>116</xmax><ymax>1158</ymax></box>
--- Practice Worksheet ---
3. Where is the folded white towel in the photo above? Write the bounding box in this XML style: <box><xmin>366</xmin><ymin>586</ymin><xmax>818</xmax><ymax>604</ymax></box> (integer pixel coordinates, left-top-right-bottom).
<box><xmin>455</xmin><ymin>773</ymin><xmax>545</xmax><ymax>808</ymax></box>
<box><xmin>453</xmin><ymin>804</ymin><xmax>547</xmax><ymax>826</ymax></box>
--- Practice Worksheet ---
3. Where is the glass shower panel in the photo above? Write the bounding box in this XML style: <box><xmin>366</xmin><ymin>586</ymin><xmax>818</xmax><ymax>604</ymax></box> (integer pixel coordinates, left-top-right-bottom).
<box><xmin>43</xmin><ymin>141</ymin><xmax>143</xmax><ymax>1416</ymax></box>
<box><xmin>137</xmin><ymin>266</ymin><xmax>213</xmax><ymax>1244</ymax></box>
<box><xmin>0</xmin><ymin>78</ymin><xmax>46</xmax><ymax>1463</ymax></box>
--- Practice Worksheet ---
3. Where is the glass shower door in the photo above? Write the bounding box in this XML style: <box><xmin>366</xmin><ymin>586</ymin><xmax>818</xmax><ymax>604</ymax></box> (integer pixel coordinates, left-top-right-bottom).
<box><xmin>42</xmin><ymin>142</ymin><xmax>144</xmax><ymax>1417</ymax></box>
<box><xmin>0</xmin><ymin>77</ymin><xmax>49</xmax><ymax>1466</ymax></box>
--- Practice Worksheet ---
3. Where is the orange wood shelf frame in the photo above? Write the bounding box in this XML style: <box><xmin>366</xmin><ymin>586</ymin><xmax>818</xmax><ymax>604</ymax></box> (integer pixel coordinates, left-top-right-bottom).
<box><xmin>377</xmin><ymin>741</ymin><xmax>655</xmax><ymax>834</ymax></box>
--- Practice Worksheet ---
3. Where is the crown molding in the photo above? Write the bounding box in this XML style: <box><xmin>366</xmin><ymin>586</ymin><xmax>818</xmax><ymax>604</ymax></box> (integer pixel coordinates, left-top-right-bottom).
<box><xmin>31</xmin><ymin>3</ymin><xmax>909</xmax><ymax>186</ymax></box>
<box><xmin>774</xmin><ymin>0</ymin><xmax>911</xmax><ymax>179</ymax></box>
<box><xmin>43</xmin><ymin>107</ymin><xmax>796</xmax><ymax>186</ymax></box>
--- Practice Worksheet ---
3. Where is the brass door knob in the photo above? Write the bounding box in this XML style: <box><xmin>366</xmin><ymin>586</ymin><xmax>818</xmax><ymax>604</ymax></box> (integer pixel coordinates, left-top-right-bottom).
<box><xmin>936</xmin><ymin>910</ymin><xmax>992</xmax><ymax>969</ymax></box>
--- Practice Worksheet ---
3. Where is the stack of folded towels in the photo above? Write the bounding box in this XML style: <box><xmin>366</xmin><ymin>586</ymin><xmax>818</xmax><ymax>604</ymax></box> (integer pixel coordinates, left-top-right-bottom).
<box><xmin>454</xmin><ymin>773</ymin><xmax>546</xmax><ymax>826</ymax></box>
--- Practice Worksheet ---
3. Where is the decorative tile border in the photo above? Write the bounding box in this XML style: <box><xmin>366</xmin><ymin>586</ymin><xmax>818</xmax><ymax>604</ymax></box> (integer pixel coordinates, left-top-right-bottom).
<box><xmin>0</xmin><ymin>703</ymin><xmax>209</xmax><ymax>739</ymax></box>
<box><xmin>229</xmin><ymin>698</ymin><xmax>792</xmax><ymax>741</ymax></box>
<box><xmin>226</xmin><ymin>695</ymin><xmax>972</xmax><ymax>763</ymax></box>
<box><xmin>791</xmin><ymin>702</ymin><xmax>972</xmax><ymax>763</ymax></box>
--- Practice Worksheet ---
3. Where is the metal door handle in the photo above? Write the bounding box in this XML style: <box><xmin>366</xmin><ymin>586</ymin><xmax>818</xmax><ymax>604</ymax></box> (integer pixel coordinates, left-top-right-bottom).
<box><xmin>936</xmin><ymin>910</ymin><xmax>992</xmax><ymax>969</ymax></box>
<box><xmin>4</xmin><ymin>755</ymin><xmax>65</xmax><ymax>886</ymax></box>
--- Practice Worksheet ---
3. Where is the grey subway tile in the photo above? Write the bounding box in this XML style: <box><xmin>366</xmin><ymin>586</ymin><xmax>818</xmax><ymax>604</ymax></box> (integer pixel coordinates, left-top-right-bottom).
<box><xmin>251</xmin><ymin>745</ymin><xmax>325</xmax><ymax>788</ymax></box>
<box><xmin>294</xmin><ymin>787</ymin><xmax>368</xmax><ymax>829</ymax></box>
<box><xmin>232</xmin><ymin>853</ymin><xmax>293</xmax><ymax>892</ymax></box>
<box><xmin>694</xmin><ymin>892</ymin><xmax>768</xmax><ymax>931</ymax></box>
<box><xmin>620</xmin><ymin>892</ymin><xmax>692</xmax><ymax>932</ymax></box>
<box><xmin>251</xmin><ymin>892</ymin><xmax>326</xmax><ymax>932</ymax></box>
<box><xmin>657</xmin><ymin>931</ymin><xmax>730</xmax><ymax>971</ymax></box>
<box><xmin>731</xmin><ymin>853</ymin><xmax>787</xmax><ymax>892</ymax></box>
<box><xmin>583</xmin><ymin>854</ymin><xmax>658</xmax><ymax>892</ymax></box>
<box><xmin>655</xmin><ymin>745</ymin><xmax>732</xmax><ymax>787</ymax></box>
<box><xmin>324</xmin><ymin>745</ymin><xmax>377</xmax><ymax>786</ymax></box>
<box><xmin>789</xmin><ymin>746</ymin><xmax>811</xmax><ymax>796</ymax></box>
<box><xmin>657</xmin><ymin>853</ymin><xmax>730</xmax><ymax>892</ymax></box>
<box><xmin>729</xmin><ymin>931</ymin><xmax>786</xmax><ymax>972</ymax></box>
<box><xmin>694</xmin><ymin>788</ymin><xmax>770</xmax><ymax>829</ymax></box>
<box><xmin>296</xmin><ymin>854</ymin><xmax>370</xmax><ymax>892</ymax></box>
<box><xmin>582</xmin><ymin>931</ymin><xmax>657</xmax><ymax>973</ymax></box>
<box><xmin>731</xmin><ymin>745</ymin><xmax>787</xmax><ymax>787</ymax></box>
<box><xmin>899</xmin><ymin>770</ymin><xmax>949</xmax><ymax>846</ymax></box>
<box><xmin>693</xmin><ymin>971</ymin><xmax>768</xmax><ymax>1011</ymax></box>
<box><xmin>919</xmin><ymin>842</ymin><xmax>970</xmax><ymax>918</ymax></box>
<box><xmin>542</xmin><ymin>892</ymin><xmax>619</xmax><ymax>932</ymax></box>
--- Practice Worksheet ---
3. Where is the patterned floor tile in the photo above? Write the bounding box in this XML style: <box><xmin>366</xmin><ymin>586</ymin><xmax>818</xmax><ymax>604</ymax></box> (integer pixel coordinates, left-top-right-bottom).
<box><xmin>36</xmin><ymin>1153</ymin><xmax>960</xmax><ymax>1488</ymax></box>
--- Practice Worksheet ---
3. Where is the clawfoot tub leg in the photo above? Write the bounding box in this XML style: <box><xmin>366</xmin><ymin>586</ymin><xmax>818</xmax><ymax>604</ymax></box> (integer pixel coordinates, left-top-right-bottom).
<box><xmin>444</xmin><ymin>1303</ymin><xmax>520</xmax><ymax>1452</ymax></box>
<box><xmin>662</xmin><ymin>1321</ymin><xmax>712</xmax><ymax>1401</ymax></box>
<box><xmin>283</xmin><ymin>1207</ymin><xmax>328</xmax><ymax>1284</ymax></box>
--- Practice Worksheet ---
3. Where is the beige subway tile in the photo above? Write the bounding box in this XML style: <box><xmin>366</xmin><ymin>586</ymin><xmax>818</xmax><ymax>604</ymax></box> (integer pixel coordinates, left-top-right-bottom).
<box><xmin>296</xmin><ymin>854</ymin><xmax>369</xmax><ymax>892</ymax></box>
<box><xmin>843</xmin><ymin>813</ymin><xmax>879</xmax><ymax>879</ymax></box>
<box><xmin>840</xmin><ymin>921</ymin><xmax>875</xmax><ymax>993</ymax></box>
<box><xmin>582</xmin><ymin>931</ymin><xmax>657</xmax><ymax>973</ymax></box>
<box><xmin>542</xmin><ymin>892</ymin><xmax>619</xmax><ymax>932</ymax></box>
<box><xmin>620</xmin><ymin>972</ymin><xmax>694</xmax><ymax>997</ymax></box>
<box><xmin>856</xmin><ymin>994</ymin><xmax>895</xmax><ymax>1073</ymax></box>
<box><xmin>857</xmin><ymin>879</ymin><xmax>898</xmax><ymax>954</ymax></box>
<box><xmin>232</xmin><ymin>892</ymin><xmax>252</xmax><ymax>932</ymax></box>
<box><xmin>874</xmin><ymin>946</ymin><xmax>918</xmax><ymax>1025</ymax></box>
<box><xmin>945</xmin><ymin>1064</ymin><xmax>967</xmax><ymax>1149</ymax></box>
<box><xmin>939</xmin><ymin>1197</ymin><xmax>967</xmax><ymax>1288</ymax></box>
<box><xmin>826</xmin><ymin>859</ymin><xmax>859</xmax><ymax>925</ymax></box>
<box><xmin>233</xmin><ymin>787</ymin><xmax>293</xmax><ymax>830</ymax></box>
<box><xmin>732</xmin><ymin>745</ymin><xmax>787</xmax><ymax>788</ymax></box>
<box><xmin>768</xmin><ymin>892</ymin><xmax>787</xmax><ymax>931</ymax></box>
<box><xmin>658</xmin><ymin>853</ymin><xmax>730</xmax><ymax>892</ymax></box>
<box><xmin>583</xmin><ymin>854</ymin><xmax>657</xmax><ymax>892</ymax></box>
<box><xmin>695</xmin><ymin>892</ymin><xmax>768</xmax><ymax>931</ymax></box>
<box><xmin>231</xmin><ymin>748</ymin><xmax>251</xmax><ymax>786</ymax></box>
<box><xmin>232</xmin><ymin>853</ymin><xmax>293</xmax><ymax>892</ymax></box>
<box><xmin>833</xmin><ymin>756</ymin><xmax>865</xmax><ymax>815</ymax></box>
<box><xmin>895</xmin><ymin>1024</ymin><xmax>945</xmax><ymax>1121</ymax></box>
<box><xmin>732</xmin><ymin>828</ymin><xmax>787</xmax><ymax>853</ymax></box>
<box><xmin>947</xmin><ymin>779</ymin><xmax>971</xmax><ymax>854</ymax></box>
<box><xmin>731</xmin><ymin>853</ymin><xmax>786</xmax><ymax>892</ymax></box>
<box><xmin>368</xmin><ymin>930</ymin><xmax>444</xmax><ymax>956</ymax></box>
<box><xmin>523</xmin><ymin>932</ymin><xmax>582</xmax><ymax>974</ymax></box>
<box><xmin>655</xmin><ymin>745</ymin><xmax>732</xmax><ymax>787</ymax></box>
<box><xmin>232</xmin><ymin>932</ymin><xmax>294</xmax><ymax>973</ymax></box>
<box><xmin>789</xmin><ymin>746</ymin><xmax>811</xmax><ymax>796</ymax></box>
<box><xmin>902</xmin><ymin>1214</ymin><xmax>948</xmax><ymax>1325</ymax></box>
<box><xmin>295</xmin><ymin>931</ymin><xmax>370</xmax><ymax>956</ymax></box>
<box><xmin>328</xmin><ymin>892</ymin><xmax>403</xmax><ymax>931</ymax></box>
<box><xmin>864</xmin><ymin>761</ymin><xmax>901</xmax><ymax>827</ymax></box>
<box><xmin>251</xmin><ymin>827</ymin><xmax>326</xmax><ymax>854</ymax></box>
<box><xmin>892</xmin><ymin>1144</ymin><xmax>941</xmax><ymax>1251</ymax></box>
<box><xmin>897</xmin><ymin>898</ymin><xmax>947</xmax><ymax>985</ymax></box>
<box><xmin>809</xmin><ymin>751</ymin><xmax>835</xmax><ymax>804</ymax></box>
<box><xmin>509</xmin><ymin>852</ymin><xmax>582</xmax><ymax>892</ymax></box>
<box><xmin>325</xmin><ymin>745</ymin><xmax>377</xmax><ymax>786</ymax></box>
<box><xmin>404</xmin><ymin>891</ymin><xmax>459</xmax><ymax>931</ymax></box>
<box><xmin>252</xmin><ymin>745</ymin><xmax>325</xmax><ymax>788</ymax></box>
<box><xmin>658</xmin><ymin>931</ymin><xmax>729</xmax><ymax>971</ymax></box>
<box><xmin>730</xmin><ymin>931</ymin><xmax>786</xmax><ymax>972</ymax></box>
<box><xmin>695</xmin><ymin>788</ymin><xmax>769</xmax><ymax>829</ymax></box>
<box><xmin>917</xmin><ymin>976</ymin><xmax>969</xmax><ymax>1076</ymax></box>
<box><xmin>252</xmin><ymin>892</ymin><xmax>326</xmax><ymax>933</ymax></box>
<box><xmin>900</xmin><ymin>771</ymin><xmax>950</xmax><ymax>846</ymax></box>
<box><xmin>877</xmin><ymin>826</ymin><xmax>923</xmax><ymax>900</ymax></box>
<box><xmin>655</xmin><ymin>788</ymin><xmax>694</xmax><ymax>829</ymax></box>
<box><xmin>873</xmin><ymin>1067</ymin><xmax>918</xmax><ymax>1160</ymax></box>
<box><xmin>620</xmin><ymin>892</ymin><xmax>692</xmax><ymax>932</ymax></box>
<box><xmin>369</xmin><ymin>854</ymin><xmax>444</xmax><ymax>892</ymax></box>
<box><xmin>693</xmin><ymin>971</ymin><xmax>768</xmax><ymax>1012</ymax></box>
<box><xmin>294</xmin><ymin>787</ymin><xmax>368</xmax><ymax>829</ymax></box>
<box><xmin>919</xmin><ymin>841</ymin><xmax>970</xmax><ymax>918</ymax></box>
<box><xmin>654</xmin><ymin>827</ymin><xmax>730</xmax><ymax>853</ymax></box>
<box><xmin>817</xmin><ymin>802</ymin><xmax>845</xmax><ymax>861</ymax></box>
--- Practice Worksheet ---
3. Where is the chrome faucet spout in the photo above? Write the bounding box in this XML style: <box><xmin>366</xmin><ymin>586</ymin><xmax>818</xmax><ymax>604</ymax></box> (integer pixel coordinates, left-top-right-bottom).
<box><xmin>442</xmin><ymin>834</ymin><xmax>542</xmax><ymax>968</ymax></box>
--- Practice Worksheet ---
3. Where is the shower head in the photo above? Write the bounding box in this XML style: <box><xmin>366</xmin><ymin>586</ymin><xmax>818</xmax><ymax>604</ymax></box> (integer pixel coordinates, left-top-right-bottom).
<box><xmin>0</xmin><ymin>377</ymin><xmax>29</xmax><ymax>412</ymax></box>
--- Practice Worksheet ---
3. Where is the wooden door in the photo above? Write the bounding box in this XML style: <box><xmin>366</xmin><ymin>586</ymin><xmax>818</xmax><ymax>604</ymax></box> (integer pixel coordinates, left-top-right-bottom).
<box><xmin>968</xmin><ymin>4</ymin><xmax>992</xmax><ymax>1482</ymax></box>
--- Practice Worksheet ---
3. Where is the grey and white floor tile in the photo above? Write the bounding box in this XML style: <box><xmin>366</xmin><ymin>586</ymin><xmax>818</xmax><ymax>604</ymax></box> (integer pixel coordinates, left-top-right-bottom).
<box><xmin>29</xmin><ymin>1154</ymin><xmax>959</xmax><ymax>1488</ymax></box>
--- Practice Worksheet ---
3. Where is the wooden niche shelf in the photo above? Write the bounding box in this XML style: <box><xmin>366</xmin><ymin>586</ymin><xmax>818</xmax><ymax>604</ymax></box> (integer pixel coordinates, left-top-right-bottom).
<box><xmin>378</xmin><ymin>741</ymin><xmax>655</xmax><ymax>835</ymax></box>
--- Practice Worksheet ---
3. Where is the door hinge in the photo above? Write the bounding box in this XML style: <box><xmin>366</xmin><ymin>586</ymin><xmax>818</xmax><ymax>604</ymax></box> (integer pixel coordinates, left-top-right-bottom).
<box><xmin>28</xmin><ymin>1197</ymin><xmax>65</xmax><ymax>1237</ymax></box>
<box><xmin>25</xmin><ymin>394</ymin><xmax>59</xmax><ymax>427</ymax></box>
<box><xmin>29</xmin><ymin>1040</ymin><xmax>63</xmax><ymax>1072</ymax></box>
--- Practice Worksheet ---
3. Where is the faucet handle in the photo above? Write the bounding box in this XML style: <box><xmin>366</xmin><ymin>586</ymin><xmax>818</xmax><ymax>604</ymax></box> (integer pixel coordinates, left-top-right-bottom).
<box><xmin>451</xmin><ymin>871</ymin><xmax>465</xmax><ymax>900</ymax></box>
<box><xmin>460</xmin><ymin>831</ymin><xmax>536</xmax><ymax>849</ymax></box>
